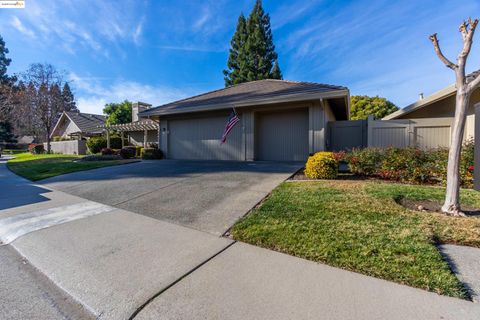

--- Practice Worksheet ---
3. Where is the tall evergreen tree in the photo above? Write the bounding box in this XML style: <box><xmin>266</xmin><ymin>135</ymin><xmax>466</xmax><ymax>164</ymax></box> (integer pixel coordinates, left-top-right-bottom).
<box><xmin>0</xmin><ymin>34</ymin><xmax>11</xmax><ymax>85</ymax></box>
<box><xmin>224</xmin><ymin>14</ymin><xmax>248</xmax><ymax>86</ymax></box>
<box><xmin>223</xmin><ymin>0</ymin><xmax>282</xmax><ymax>87</ymax></box>
<box><xmin>62</xmin><ymin>82</ymin><xmax>78</xmax><ymax>112</ymax></box>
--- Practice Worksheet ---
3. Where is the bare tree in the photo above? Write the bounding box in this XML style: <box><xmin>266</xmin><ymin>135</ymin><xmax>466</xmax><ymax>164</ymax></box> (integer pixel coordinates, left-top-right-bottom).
<box><xmin>429</xmin><ymin>18</ymin><xmax>480</xmax><ymax>216</ymax></box>
<box><xmin>20</xmin><ymin>63</ymin><xmax>71</xmax><ymax>152</ymax></box>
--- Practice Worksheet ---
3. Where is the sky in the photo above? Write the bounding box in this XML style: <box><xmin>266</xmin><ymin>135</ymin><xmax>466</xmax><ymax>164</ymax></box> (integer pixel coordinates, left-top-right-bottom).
<box><xmin>1</xmin><ymin>0</ymin><xmax>480</xmax><ymax>114</ymax></box>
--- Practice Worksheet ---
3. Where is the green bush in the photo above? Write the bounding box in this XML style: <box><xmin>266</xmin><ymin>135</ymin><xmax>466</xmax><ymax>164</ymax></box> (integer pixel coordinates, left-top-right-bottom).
<box><xmin>141</xmin><ymin>148</ymin><xmax>163</xmax><ymax>160</ymax></box>
<box><xmin>120</xmin><ymin>146</ymin><xmax>136</xmax><ymax>159</ymax></box>
<box><xmin>86</xmin><ymin>136</ymin><xmax>122</xmax><ymax>154</ymax></box>
<box><xmin>135</xmin><ymin>146</ymin><xmax>143</xmax><ymax>158</ymax></box>
<box><xmin>345</xmin><ymin>148</ymin><xmax>383</xmax><ymax>176</ymax></box>
<box><xmin>304</xmin><ymin>152</ymin><xmax>338</xmax><ymax>179</ymax></box>
<box><xmin>28</xmin><ymin>144</ymin><xmax>45</xmax><ymax>154</ymax></box>
<box><xmin>344</xmin><ymin>142</ymin><xmax>474</xmax><ymax>187</ymax></box>
<box><xmin>80</xmin><ymin>155</ymin><xmax>121</xmax><ymax>161</ymax></box>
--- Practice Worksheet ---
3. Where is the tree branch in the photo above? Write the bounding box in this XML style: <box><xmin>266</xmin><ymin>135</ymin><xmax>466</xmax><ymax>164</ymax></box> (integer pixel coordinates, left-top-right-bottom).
<box><xmin>467</xmin><ymin>70</ymin><xmax>480</xmax><ymax>91</ymax></box>
<box><xmin>429</xmin><ymin>33</ymin><xmax>458</xmax><ymax>70</ymax></box>
<box><xmin>458</xmin><ymin>18</ymin><xmax>478</xmax><ymax>64</ymax></box>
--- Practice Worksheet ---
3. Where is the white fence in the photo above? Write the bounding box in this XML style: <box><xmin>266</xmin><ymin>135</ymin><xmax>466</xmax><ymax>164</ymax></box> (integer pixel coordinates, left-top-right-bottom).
<box><xmin>44</xmin><ymin>140</ymin><xmax>87</xmax><ymax>155</ymax></box>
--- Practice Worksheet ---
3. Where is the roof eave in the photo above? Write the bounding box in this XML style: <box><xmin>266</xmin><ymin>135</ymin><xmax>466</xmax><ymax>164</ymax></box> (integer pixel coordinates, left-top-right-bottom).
<box><xmin>383</xmin><ymin>85</ymin><xmax>456</xmax><ymax>120</ymax></box>
<box><xmin>141</xmin><ymin>89</ymin><xmax>349</xmax><ymax>118</ymax></box>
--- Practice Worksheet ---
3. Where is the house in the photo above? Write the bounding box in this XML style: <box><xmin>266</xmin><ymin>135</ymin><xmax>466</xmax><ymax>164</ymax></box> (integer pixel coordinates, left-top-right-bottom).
<box><xmin>102</xmin><ymin>102</ymin><xmax>159</xmax><ymax>148</ymax></box>
<box><xmin>139</xmin><ymin>79</ymin><xmax>349</xmax><ymax>161</ymax></box>
<box><xmin>383</xmin><ymin>80</ymin><xmax>479</xmax><ymax>140</ymax></box>
<box><xmin>50</xmin><ymin>111</ymin><xmax>106</xmax><ymax>140</ymax></box>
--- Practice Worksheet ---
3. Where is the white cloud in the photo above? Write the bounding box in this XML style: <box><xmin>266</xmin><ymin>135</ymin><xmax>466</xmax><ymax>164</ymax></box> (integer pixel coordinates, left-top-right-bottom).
<box><xmin>133</xmin><ymin>16</ymin><xmax>146</xmax><ymax>45</ymax></box>
<box><xmin>69</xmin><ymin>73</ymin><xmax>191</xmax><ymax>114</ymax></box>
<box><xmin>11</xmin><ymin>16</ymin><xmax>36</xmax><ymax>38</ymax></box>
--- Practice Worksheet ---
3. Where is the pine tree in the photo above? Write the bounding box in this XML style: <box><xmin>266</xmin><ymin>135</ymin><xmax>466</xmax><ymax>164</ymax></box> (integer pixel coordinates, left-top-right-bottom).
<box><xmin>0</xmin><ymin>34</ymin><xmax>12</xmax><ymax>85</ymax></box>
<box><xmin>224</xmin><ymin>14</ymin><xmax>248</xmax><ymax>86</ymax></box>
<box><xmin>223</xmin><ymin>0</ymin><xmax>282</xmax><ymax>86</ymax></box>
<box><xmin>62</xmin><ymin>83</ymin><xmax>78</xmax><ymax>112</ymax></box>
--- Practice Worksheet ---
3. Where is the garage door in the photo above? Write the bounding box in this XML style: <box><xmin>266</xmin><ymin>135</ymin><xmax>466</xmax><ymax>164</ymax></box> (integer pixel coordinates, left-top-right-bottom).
<box><xmin>256</xmin><ymin>108</ymin><xmax>309</xmax><ymax>161</ymax></box>
<box><xmin>168</xmin><ymin>116</ymin><xmax>243</xmax><ymax>160</ymax></box>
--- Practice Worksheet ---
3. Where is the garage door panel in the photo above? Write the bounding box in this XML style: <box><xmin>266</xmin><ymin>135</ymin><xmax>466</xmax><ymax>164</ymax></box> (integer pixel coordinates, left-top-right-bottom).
<box><xmin>169</xmin><ymin>117</ymin><xmax>243</xmax><ymax>160</ymax></box>
<box><xmin>256</xmin><ymin>109</ymin><xmax>309</xmax><ymax>161</ymax></box>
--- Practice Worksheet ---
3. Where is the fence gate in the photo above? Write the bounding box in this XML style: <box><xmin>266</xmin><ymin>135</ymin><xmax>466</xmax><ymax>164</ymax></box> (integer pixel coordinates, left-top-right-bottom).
<box><xmin>327</xmin><ymin>120</ymin><xmax>367</xmax><ymax>151</ymax></box>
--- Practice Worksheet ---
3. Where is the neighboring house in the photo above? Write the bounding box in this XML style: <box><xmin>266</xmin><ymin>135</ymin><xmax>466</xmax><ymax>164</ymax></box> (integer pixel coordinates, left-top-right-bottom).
<box><xmin>102</xmin><ymin>102</ymin><xmax>159</xmax><ymax>148</ymax></box>
<box><xmin>50</xmin><ymin>111</ymin><xmax>106</xmax><ymax>140</ymax></box>
<box><xmin>140</xmin><ymin>79</ymin><xmax>349</xmax><ymax>161</ymax></box>
<box><xmin>383</xmin><ymin>83</ymin><xmax>479</xmax><ymax>140</ymax></box>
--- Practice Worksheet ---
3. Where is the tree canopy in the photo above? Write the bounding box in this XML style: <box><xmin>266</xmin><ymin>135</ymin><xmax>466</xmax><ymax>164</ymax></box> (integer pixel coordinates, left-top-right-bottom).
<box><xmin>223</xmin><ymin>0</ymin><xmax>282</xmax><ymax>86</ymax></box>
<box><xmin>103</xmin><ymin>100</ymin><xmax>132</xmax><ymax>125</ymax></box>
<box><xmin>62</xmin><ymin>83</ymin><xmax>78</xmax><ymax>113</ymax></box>
<box><xmin>0</xmin><ymin>34</ymin><xmax>12</xmax><ymax>85</ymax></box>
<box><xmin>350</xmin><ymin>95</ymin><xmax>398</xmax><ymax>120</ymax></box>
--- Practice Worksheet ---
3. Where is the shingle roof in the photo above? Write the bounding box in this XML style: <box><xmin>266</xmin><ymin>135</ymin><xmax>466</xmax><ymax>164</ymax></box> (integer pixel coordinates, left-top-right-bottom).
<box><xmin>141</xmin><ymin>79</ymin><xmax>348</xmax><ymax>117</ymax></box>
<box><xmin>65</xmin><ymin>111</ymin><xmax>106</xmax><ymax>134</ymax></box>
<box><xmin>102</xmin><ymin>119</ymin><xmax>158</xmax><ymax>132</ymax></box>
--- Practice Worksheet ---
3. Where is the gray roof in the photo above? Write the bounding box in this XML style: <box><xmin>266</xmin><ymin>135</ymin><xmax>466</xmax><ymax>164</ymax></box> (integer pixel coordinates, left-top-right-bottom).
<box><xmin>65</xmin><ymin>111</ymin><xmax>106</xmax><ymax>134</ymax></box>
<box><xmin>102</xmin><ymin>119</ymin><xmax>158</xmax><ymax>132</ymax></box>
<box><xmin>141</xmin><ymin>79</ymin><xmax>348</xmax><ymax>117</ymax></box>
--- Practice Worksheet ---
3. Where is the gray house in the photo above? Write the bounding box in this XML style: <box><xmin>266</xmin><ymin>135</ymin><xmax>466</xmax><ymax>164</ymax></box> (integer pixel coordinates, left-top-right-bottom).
<box><xmin>140</xmin><ymin>79</ymin><xmax>349</xmax><ymax>161</ymax></box>
<box><xmin>50</xmin><ymin>111</ymin><xmax>106</xmax><ymax>140</ymax></box>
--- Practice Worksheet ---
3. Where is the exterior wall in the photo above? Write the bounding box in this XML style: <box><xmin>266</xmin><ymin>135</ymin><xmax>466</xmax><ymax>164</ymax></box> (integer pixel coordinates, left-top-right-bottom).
<box><xmin>128</xmin><ymin>130</ymin><xmax>158</xmax><ymax>146</ymax></box>
<box><xmin>322</xmin><ymin>99</ymin><xmax>336</xmax><ymax>151</ymax></box>
<box><xmin>52</xmin><ymin>117</ymin><xmax>81</xmax><ymax>138</ymax></box>
<box><xmin>157</xmin><ymin>99</ymin><xmax>330</xmax><ymax>161</ymax></box>
<box><xmin>45</xmin><ymin>140</ymin><xmax>87</xmax><ymax>155</ymax></box>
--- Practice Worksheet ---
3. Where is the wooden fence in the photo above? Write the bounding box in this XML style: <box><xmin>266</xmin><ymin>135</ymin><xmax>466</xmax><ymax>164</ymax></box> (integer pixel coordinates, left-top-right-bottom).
<box><xmin>328</xmin><ymin>116</ymin><xmax>456</xmax><ymax>151</ymax></box>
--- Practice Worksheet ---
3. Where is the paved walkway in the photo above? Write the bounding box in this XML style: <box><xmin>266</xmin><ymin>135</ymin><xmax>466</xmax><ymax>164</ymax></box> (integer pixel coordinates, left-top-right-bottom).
<box><xmin>1</xmin><ymin>160</ymin><xmax>479</xmax><ymax>319</ymax></box>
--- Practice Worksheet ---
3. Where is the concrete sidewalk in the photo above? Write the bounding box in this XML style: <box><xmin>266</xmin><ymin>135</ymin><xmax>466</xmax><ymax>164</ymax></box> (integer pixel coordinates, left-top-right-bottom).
<box><xmin>1</xmin><ymin>162</ymin><xmax>480</xmax><ymax>319</ymax></box>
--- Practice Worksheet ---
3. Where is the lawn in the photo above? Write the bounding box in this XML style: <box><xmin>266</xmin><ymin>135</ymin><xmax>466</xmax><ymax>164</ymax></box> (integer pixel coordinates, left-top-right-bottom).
<box><xmin>7</xmin><ymin>153</ymin><xmax>137</xmax><ymax>181</ymax></box>
<box><xmin>231</xmin><ymin>180</ymin><xmax>480</xmax><ymax>299</ymax></box>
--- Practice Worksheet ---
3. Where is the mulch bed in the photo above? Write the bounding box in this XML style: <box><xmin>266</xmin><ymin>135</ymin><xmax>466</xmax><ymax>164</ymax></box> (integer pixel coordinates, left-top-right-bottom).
<box><xmin>396</xmin><ymin>198</ymin><xmax>480</xmax><ymax>217</ymax></box>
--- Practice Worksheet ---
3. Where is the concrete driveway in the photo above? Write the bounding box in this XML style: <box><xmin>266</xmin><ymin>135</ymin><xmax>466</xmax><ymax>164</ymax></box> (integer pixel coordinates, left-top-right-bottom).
<box><xmin>40</xmin><ymin>160</ymin><xmax>301</xmax><ymax>235</ymax></box>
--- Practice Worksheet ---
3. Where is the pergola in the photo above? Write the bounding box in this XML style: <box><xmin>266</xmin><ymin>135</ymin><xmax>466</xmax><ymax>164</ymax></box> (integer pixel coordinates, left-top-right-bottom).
<box><xmin>100</xmin><ymin>120</ymin><xmax>159</xmax><ymax>148</ymax></box>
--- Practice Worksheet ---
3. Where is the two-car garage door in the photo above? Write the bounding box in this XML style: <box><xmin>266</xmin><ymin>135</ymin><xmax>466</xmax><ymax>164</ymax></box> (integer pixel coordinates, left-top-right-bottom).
<box><xmin>168</xmin><ymin>108</ymin><xmax>309</xmax><ymax>161</ymax></box>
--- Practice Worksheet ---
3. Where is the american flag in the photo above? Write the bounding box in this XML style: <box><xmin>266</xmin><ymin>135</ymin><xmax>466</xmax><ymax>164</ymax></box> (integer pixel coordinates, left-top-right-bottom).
<box><xmin>221</xmin><ymin>108</ymin><xmax>240</xmax><ymax>143</ymax></box>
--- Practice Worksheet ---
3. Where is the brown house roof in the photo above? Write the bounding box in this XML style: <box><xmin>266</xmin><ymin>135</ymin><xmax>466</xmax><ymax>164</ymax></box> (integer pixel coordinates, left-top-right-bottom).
<box><xmin>141</xmin><ymin>79</ymin><xmax>348</xmax><ymax>117</ymax></box>
<box><xmin>64</xmin><ymin>111</ymin><xmax>106</xmax><ymax>134</ymax></box>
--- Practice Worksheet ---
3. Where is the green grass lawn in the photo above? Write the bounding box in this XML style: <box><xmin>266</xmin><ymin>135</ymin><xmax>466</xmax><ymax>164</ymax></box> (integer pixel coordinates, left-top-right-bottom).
<box><xmin>7</xmin><ymin>153</ymin><xmax>136</xmax><ymax>181</ymax></box>
<box><xmin>231</xmin><ymin>180</ymin><xmax>480</xmax><ymax>299</ymax></box>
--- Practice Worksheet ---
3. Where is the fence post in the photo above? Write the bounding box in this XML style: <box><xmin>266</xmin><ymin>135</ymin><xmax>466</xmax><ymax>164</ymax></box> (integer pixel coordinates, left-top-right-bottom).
<box><xmin>367</xmin><ymin>115</ymin><xmax>374</xmax><ymax>147</ymax></box>
<box><xmin>475</xmin><ymin>103</ymin><xmax>480</xmax><ymax>191</ymax></box>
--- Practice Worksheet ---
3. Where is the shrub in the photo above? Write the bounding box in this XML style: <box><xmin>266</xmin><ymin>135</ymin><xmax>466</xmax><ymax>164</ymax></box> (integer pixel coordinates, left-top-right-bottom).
<box><xmin>135</xmin><ymin>146</ymin><xmax>143</xmax><ymax>158</ymax></box>
<box><xmin>304</xmin><ymin>152</ymin><xmax>338</xmax><ymax>179</ymax></box>
<box><xmin>80</xmin><ymin>154</ymin><xmax>121</xmax><ymax>161</ymax></box>
<box><xmin>460</xmin><ymin>139</ymin><xmax>474</xmax><ymax>188</ymax></box>
<box><xmin>345</xmin><ymin>148</ymin><xmax>382</xmax><ymax>176</ymax></box>
<box><xmin>28</xmin><ymin>144</ymin><xmax>45</xmax><ymax>154</ymax></box>
<box><xmin>87</xmin><ymin>136</ymin><xmax>122</xmax><ymax>154</ymax></box>
<box><xmin>120</xmin><ymin>146</ymin><xmax>136</xmax><ymax>159</ymax></box>
<box><xmin>101</xmin><ymin>148</ymin><xmax>114</xmax><ymax>155</ymax></box>
<box><xmin>141</xmin><ymin>148</ymin><xmax>163</xmax><ymax>160</ymax></box>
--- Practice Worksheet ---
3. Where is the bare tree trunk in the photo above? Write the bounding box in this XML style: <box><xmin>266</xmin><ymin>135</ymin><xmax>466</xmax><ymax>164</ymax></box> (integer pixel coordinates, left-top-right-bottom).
<box><xmin>442</xmin><ymin>90</ymin><xmax>470</xmax><ymax>216</ymax></box>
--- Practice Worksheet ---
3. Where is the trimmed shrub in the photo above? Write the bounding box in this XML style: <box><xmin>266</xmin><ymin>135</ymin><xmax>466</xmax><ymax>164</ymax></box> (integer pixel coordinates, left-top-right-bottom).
<box><xmin>135</xmin><ymin>146</ymin><xmax>143</xmax><ymax>158</ymax></box>
<box><xmin>86</xmin><ymin>136</ymin><xmax>122</xmax><ymax>154</ymax></box>
<box><xmin>141</xmin><ymin>148</ymin><xmax>163</xmax><ymax>160</ymax></box>
<box><xmin>304</xmin><ymin>152</ymin><xmax>338</xmax><ymax>179</ymax></box>
<box><xmin>80</xmin><ymin>154</ymin><xmax>121</xmax><ymax>161</ymax></box>
<box><xmin>28</xmin><ymin>144</ymin><xmax>45</xmax><ymax>154</ymax></box>
<box><xmin>345</xmin><ymin>148</ymin><xmax>383</xmax><ymax>176</ymax></box>
<box><xmin>120</xmin><ymin>146</ymin><xmax>136</xmax><ymax>159</ymax></box>
<box><xmin>101</xmin><ymin>148</ymin><xmax>114</xmax><ymax>155</ymax></box>
<box><xmin>343</xmin><ymin>141</ymin><xmax>474</xmax><ymax>187</ymax></box>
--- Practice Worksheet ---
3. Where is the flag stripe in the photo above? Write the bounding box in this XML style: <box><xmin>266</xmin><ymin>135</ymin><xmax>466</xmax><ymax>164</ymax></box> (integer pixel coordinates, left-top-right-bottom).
<box><xmin>221</xmin><ymin>109</ymin><xmax>240</xmax><ymax>143</ymax></box>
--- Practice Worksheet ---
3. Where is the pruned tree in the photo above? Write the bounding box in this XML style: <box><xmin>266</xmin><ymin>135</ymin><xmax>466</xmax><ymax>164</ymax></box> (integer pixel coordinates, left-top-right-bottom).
<box><xmin>429</xmin><ymin>18</ymin><xmax>480</xmax><ymax>216</ymax></box>
<box><xmin>103</xmin><ymin>100</ymin><xmax>132</xmax><ymax>125</ymax></box>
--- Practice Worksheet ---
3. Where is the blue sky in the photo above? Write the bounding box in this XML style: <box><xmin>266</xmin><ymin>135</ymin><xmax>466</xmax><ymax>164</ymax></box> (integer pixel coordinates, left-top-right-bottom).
<box><xmin>1</xmin><ymin>0</ymin><xmax>480</xmax><ymax>114</ymax></box>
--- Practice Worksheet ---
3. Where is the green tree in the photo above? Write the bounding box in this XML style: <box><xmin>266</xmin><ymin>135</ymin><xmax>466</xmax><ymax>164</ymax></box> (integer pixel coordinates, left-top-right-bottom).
<box><xmin>224</xmin><ymin>14</ymin><xmax>248</xmax><ymax>86</ymax></box>
<box><xmin>0</xmin><ymin>121</ymin><xmax>16</xmax><ymax>145</ymax></box>
<box><xmin>224</xmin><ymin>0</ymin><xmax>282</xmax><ymax>86</ymax></box>
<box><xmin>350</xmin><ymin>95</ymin><xmax>398</xmax><ymax>120</ymax></box>
<box><xmin>62</xmin><ymin>83</ymin><xmax>78</xmax><ymax>112</ymax></box>
<box><xmin>103</xmin><ymin>100</ymin><xmax>132</xmax><ymax>125</ymax></box>
<box><xmin>0</xmin><ymin>34</ymin><xmax>12</xmax><ymax>85</ymax></box>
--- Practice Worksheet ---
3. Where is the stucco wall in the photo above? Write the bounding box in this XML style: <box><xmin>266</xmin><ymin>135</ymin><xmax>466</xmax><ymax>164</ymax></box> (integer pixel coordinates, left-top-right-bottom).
<box><xmin>52</xmin><ymin>117</ymin><xmax>81</xmax><ymax>138</ymax></box>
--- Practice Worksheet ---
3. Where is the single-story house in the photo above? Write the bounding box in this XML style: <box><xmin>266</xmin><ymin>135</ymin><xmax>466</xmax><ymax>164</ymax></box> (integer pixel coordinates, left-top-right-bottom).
<box><xmin>50</xmin><ymin>111</ymin><xmax>106</xmax><ymax>140</ymax></box>
<box><xmin>102</xmin><ymin>102</ymin><xmax>159</xmax><ymax>148</ymax></box>
<box><xmin>139</xmin><ymin>79</ymin><xmax>349</xmax><ymax>161</ymax></box>
<box><xmin>383</xmin><ymin>80</ymin><xmax>479</xmax><ymax>140</ymax></box>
